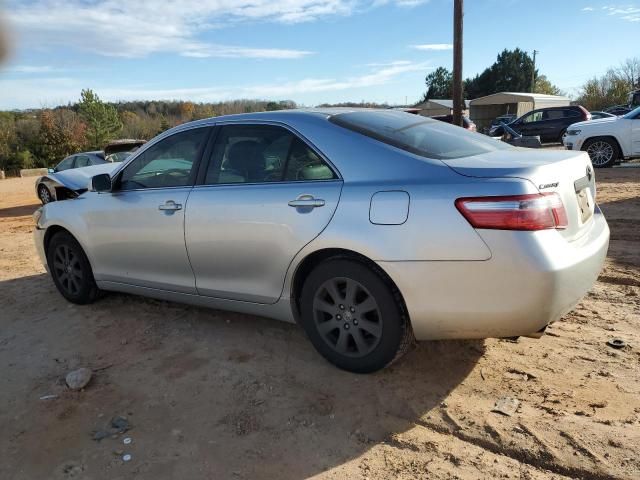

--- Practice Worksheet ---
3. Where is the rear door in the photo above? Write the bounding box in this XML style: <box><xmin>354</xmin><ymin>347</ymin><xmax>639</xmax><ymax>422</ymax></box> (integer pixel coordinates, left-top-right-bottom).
<box><xmin>185</xmin><ymin>123</ymin><xmax>343</xmax><ymax>304</ymax></box>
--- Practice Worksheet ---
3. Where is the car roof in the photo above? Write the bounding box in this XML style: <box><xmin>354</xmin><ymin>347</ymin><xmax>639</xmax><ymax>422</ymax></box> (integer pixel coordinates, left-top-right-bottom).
<box><xmin>176</xmin><ymin>108</ymin><xmax>397</xmax><ymax>128</ymax></box>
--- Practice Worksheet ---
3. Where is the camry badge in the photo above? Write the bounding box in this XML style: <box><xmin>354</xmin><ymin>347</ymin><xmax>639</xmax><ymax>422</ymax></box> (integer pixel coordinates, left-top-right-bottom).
<box><xmin>539</xmin><ymin>182</ymin><xmax>559</xmax><ymax>189</ymax></box>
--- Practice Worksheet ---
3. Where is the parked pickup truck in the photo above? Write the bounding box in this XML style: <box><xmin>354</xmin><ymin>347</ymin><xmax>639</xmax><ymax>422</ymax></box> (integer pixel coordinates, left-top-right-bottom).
<box><xmin>563</xmin><ymin>106</ymin><xmax>640</xmax><ymax>168</ymax></box>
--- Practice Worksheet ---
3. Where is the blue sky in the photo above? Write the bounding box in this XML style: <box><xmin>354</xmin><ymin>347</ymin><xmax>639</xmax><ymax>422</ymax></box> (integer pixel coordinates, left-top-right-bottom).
<box><xmin>0</xmin><ymin>0</ymin><xmax>638</xmax><ymax>109</ymax></box>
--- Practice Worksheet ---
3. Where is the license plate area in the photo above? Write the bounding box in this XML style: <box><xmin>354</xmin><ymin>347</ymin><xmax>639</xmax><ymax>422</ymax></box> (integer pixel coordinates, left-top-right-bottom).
<box><xmin>576</xmin><ymin>188</ymin><xmax>593</xmax><ymax>223</ymax></box>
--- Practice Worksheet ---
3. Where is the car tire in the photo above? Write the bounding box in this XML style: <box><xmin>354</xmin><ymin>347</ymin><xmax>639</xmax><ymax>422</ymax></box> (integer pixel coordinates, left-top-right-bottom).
<box><xmin>46</xmin><ymin>231</ymin><xmax>100</xmax><ymax>305</ymax></box>
<box><xmin>299</xmin><ymin>258</ymin><xmax>413</xmax><ymax>373</ymax></box>
<box><xmin>559</xmin><ymin>129</ymin><xmax>567</xmax><ymax>144</ymax></box>
<box><xmin>582</xmin><ymin>137</ymin><xmax>619</xmax><ymax>168</ymax></box>
<box><xmin>38</xmin><ymin>184</ymin><xmax>53</xmax><ymax>204</ymax></box>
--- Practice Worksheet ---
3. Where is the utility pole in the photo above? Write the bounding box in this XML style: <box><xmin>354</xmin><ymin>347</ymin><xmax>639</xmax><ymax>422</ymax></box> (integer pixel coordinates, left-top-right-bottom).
<box><xmin>452</xmin><ymin>0</ymin><xmax>464</xmax><ymax>127</ymax></box>
<box><xmin>530</xmin><ymin>49</ymin><xmax>538</xmax><ymax>93</ymax></box>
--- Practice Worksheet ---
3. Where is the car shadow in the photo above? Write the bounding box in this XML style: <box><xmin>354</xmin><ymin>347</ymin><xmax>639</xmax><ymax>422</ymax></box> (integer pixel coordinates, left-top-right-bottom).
<box><xmin>0</xmin><ymin>203</ymin><xmax>41</xmax><ymax>218</ymax></box>
<box><xmin>599</xmin><ymin>194</ymin><xmax>640</xmax><ymax>268</ymax></box>
<box><xmin>0</xmin><ymin>273</ymin><xmax>484</xmax><ymax>479</ymax></box>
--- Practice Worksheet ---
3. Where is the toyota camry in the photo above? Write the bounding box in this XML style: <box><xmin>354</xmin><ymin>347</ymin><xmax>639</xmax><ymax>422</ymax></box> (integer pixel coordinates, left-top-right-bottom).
<box><xmin>33</xmin><ymin>109</ymin><xmax>609</xmax><ymax>373</ymax></box>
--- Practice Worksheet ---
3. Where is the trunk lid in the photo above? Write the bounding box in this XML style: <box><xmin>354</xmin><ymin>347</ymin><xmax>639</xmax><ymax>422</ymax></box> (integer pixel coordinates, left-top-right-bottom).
<box><xmin>442</xmin><ymin>148</ymin><xmax>596</xmax><ymax>241</ymax></box>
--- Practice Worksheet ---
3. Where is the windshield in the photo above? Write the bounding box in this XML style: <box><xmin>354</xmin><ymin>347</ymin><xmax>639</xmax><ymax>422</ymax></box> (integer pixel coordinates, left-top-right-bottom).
<box><xmin>622</xmin><ymin>106</ymin><xmax>640</xmax><ymax>119</ymax></box>
<box><xmin>330</xmin><ymin>110</ymin><xmax>511</xmax><ymax>160</ymax></box>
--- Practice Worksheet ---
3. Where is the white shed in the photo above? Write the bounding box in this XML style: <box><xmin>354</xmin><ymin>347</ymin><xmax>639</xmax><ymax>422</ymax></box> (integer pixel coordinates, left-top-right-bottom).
<box><xmin>469</xmin><ymin>92</ymin><xmax>570</xmax><ymax>130</ymax></box>
<box><xmin>415</xmin><ymin>99</ymin><xmax>470</xmax><ymax>117</ymax></box>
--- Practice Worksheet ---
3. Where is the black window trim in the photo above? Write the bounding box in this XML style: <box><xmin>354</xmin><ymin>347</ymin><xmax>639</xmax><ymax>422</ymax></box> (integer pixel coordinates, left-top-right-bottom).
<box><xmin>194</xmin><ymin>120</ymin><xmax>342</xmax><ymax>188</ymax></box>
<box><xmin>110</xmin><ymin>125</ymin><xmax>214</xmax><ymax>193</ymax></box>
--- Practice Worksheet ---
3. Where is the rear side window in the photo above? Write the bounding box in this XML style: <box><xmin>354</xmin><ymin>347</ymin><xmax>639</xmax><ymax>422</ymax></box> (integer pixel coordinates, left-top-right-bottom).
<box><xmin>564</xmin><ymin>109</ymin><xmax>581</xmax><ymax>118</ymax></box>
<box><xmin>545</xmin><ymin>110</ymin><xmax>566</xmax><ymax>120</ymax></box>
<box><xmin>75</xmin><ymin>155</ymin><xmax>91</xmax><ymax>167</ymax></box>
<box><xmin>205</xmin><ymin>124</ymin><xmax>337</xmax><ymax>184</ymax></box>
<box><xmin>329</xmin><ymin>111</ymin><xmax>511</xmax><ymax>160</ymax></box>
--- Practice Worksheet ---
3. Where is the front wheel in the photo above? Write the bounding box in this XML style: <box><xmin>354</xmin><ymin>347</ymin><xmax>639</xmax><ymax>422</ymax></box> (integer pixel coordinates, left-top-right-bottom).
<box><xmin>583</xmin><ymin>137</ymin><xmax>619</xmax><ymax>168</ymax></box>
<box><xmin>299</xmin><ymin>259</ymin><xmax>413</xmax><ymax>373</ymax></box>
<box><xmin>46</xmin><ymin>231</ymin><xmax>100</xmax><ymax>304</ymax></box>
<box><xmin>38</xmin><ymin>184</ymin><xmax>53</xmax><ymax>204</ymax></box>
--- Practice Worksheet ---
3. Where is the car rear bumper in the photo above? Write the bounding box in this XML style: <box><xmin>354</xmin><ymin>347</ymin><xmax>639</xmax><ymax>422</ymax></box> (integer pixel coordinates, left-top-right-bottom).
<box><xmin>378</xmin><ymin>210</ymin><xmax>609</xmax><ymax>340</ymax></box>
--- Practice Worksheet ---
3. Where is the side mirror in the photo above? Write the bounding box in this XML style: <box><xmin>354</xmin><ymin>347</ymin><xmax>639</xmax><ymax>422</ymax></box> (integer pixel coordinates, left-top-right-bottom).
<box><xmin>91</xmin><ymin>173</ymin><xmax>112</xmax><ymax>193</ymax></box>
<box><xmin>48</xmin><ymin>168</ymin><xmax>55</xmax><ymax>174</ymax></box>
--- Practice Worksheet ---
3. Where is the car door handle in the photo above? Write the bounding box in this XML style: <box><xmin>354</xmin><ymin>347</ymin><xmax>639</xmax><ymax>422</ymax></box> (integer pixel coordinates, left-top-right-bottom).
<box><xmin>288</xmin><ymin>195</ymin><xmax>325</xmax><ymax>208</ymax></box>
<box><xmin>158</xmin><ymin>200</ymin><xmax>182</xmax><ymax>211</ymax></box>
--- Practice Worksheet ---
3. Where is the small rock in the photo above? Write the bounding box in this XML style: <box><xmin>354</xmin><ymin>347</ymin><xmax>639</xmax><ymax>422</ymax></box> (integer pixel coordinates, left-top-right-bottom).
<box><xmin>491</xmin><ymin>397</ymin><xmax>520</xmax><ymax>417</ymax></box>
<box><xmin>111</xmin><ymin>416</ymin><xmax>130</xmax><ymax>433</ymax></box>
<box><xmin>65</xmin><ymin>368</ymin><xmax>92</xmax><ymax>390</ymax></box>
<box><xmin>93</xmin><ymin>430</ymin><xmax>111</xmax><ymax>442</ymax></box>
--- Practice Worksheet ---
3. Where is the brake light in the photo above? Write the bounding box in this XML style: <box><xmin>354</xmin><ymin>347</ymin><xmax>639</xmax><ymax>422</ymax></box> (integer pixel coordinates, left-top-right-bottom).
<box><xmin>455</xmin><ymin>193</ymin><xmax>568</xmax><ymax>231</ymax></box>
<box><xmin>578</xmin><ymin>105</ymin><xmax>591</xmax><ymax>121</ymax></box>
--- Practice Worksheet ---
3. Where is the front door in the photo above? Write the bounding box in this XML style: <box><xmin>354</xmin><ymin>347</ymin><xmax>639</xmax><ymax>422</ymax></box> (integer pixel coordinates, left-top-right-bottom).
<box><xmin>84</xmin><ymin>126</ymin><xmax>211</xmax><ymax>293</ymax></box>
<box><xmin>185</xmin><ymin>123</ymin><xmax>343</xmax><ymax>303</ymax></box>
<box><xmin>517</xmin><ymin>109</ymin><xmax>544</xmax><ymax>137</ymax></box>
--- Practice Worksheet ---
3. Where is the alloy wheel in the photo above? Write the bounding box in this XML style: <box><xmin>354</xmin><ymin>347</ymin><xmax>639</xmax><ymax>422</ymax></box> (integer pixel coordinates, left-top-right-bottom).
<box><xmin>39</xmin><ymin>186</ymin><xmax>51</xmax><ymax>204</ymax></box>
<box><xmin>586</xmin><ymin>141</ymin><xmax>614</xmax><ymax>167</ymax></box>
<box><xmin>52</xmin><ymin>244</ymin><xmax>83</xmax><ymax>296</ymax></box>
<box><xmin>313</xmin><ymin>277</ymin><xmax>383</xmax><ymax>358</ymax></box>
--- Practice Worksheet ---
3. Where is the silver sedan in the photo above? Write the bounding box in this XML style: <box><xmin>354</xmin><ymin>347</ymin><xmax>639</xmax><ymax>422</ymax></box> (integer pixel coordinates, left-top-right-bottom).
<box><xmin>33</xmin><ymin>109</ymin><xmax>609</xmax><ymax>373</ymax></box>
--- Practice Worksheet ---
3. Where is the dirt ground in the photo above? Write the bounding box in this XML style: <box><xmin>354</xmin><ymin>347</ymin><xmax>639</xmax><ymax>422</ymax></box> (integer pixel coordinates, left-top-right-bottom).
<box><xmin>1</xmin><ymin>167</ymin><xmax>639</xmax><ymax>480</ymax></box>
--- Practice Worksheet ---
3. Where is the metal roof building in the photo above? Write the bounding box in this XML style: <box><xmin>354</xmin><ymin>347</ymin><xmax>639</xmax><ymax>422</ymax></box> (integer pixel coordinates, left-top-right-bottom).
<box><xmin>469</xmin><ymin>92</ymin><xmax>570</xmax><ymax>130</ymax></box>
<box><xmin>415</xmin><ymin>99</ymin><xmax>470</xmax><ymax>117</ymax></box>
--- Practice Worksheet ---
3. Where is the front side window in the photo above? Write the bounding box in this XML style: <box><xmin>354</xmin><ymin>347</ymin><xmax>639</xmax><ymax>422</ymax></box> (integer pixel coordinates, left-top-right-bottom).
<box><xmin>55</xmin><ymin>156</ymin><xmax>75</xmax><ymax>172</ymax></box>
<box><xmin>205</xmin><ymin>124</ymin><xmax>336</xmax><ymax>184</ymax></box>
<box><xmin>119</xmin><ymin>127</ymin><xmax>208</xmax><ymax>190</ymax></box>
<box><xmin>522</xmin><ymin>111</ymin><xmax>544</xmax><ymax>123</ymax></box>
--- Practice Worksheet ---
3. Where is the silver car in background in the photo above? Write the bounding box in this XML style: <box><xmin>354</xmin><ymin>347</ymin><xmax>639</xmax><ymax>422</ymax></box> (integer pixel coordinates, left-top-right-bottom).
<box><xmin>33</xmin><ymin>109</ymin><xmax>609</xmax><ymax>373</ymax></box>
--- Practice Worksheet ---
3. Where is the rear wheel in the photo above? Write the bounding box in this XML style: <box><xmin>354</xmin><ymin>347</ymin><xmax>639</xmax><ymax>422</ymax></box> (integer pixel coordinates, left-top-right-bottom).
<box><xmin>583</xmin><ymin>137</ymin><xmax>619</xmax><ymax>168</ymax></box>
<box><xmin>299</xmin><ymin>259</ymin><xmax>413</xmax><ymax>373</ymax></box>
<box><xmin>47</xmin><ymin>231</ymin><xmax>100</xmax><ymax>304</ymax></box>
<box><xmin>38</xmin><ymin>184</ymin><xmax>53</xmax><ymax>204</ymax></box>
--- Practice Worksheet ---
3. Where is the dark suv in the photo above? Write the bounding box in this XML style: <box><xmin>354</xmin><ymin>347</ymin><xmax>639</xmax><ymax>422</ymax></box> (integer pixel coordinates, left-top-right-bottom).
<box><xmin>489</xmin><ymin>106</ymin><xmax>591</xmax><ymax>143</ymax></box>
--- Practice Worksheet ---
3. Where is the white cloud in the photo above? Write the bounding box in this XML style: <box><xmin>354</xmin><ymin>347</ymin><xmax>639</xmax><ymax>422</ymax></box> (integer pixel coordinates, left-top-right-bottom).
<box><xmin>410</xmin><ymin>43</ymin><xmax>453</xmax><ymax>51</ymax></box>
<box><xmin>585</xmin><ymin>4</ymin><xmax>640</xmax><ymax>21</ymax></box>
<box><xmin>6</xmin><ymin>65</ymin><xmax>58</xmax><ymax>73</ymax></box>
<box><xmin>6</xmin><ymin>0</ymin><xmax>427</xmax><ymax>59</ymax></box>
<box><xmin>6</xmin><ymin>0</ymin><xmax>353</xmax><ymax>59</ymax></box>
<box><xmin>0</xmin><ymin>61</ymin><xmax>430</xmax><ymax>108</ymax></box>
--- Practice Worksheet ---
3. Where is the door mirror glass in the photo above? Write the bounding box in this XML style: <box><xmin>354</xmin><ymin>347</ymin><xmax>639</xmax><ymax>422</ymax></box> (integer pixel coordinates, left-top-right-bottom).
<box><xmin>91</xmin><ymin>173</ymin><xmax>112</xmax><ymax>192</ymax></box>
<box><xmin>47</xmin><ymin>168</ymin><xmax>55</xmax><ymax>174</ymax></box>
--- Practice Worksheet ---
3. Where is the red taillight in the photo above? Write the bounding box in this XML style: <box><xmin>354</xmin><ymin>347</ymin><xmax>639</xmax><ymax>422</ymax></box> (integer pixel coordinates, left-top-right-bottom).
<box><xmin>455</xmin><ymin>193</ymin><xmax>568</xmax><ymax>231</ymax></box>
<box><xmin>578</xmin><ymin>105</ymin><xmax>591</xmax><ymax>121</ymax></box>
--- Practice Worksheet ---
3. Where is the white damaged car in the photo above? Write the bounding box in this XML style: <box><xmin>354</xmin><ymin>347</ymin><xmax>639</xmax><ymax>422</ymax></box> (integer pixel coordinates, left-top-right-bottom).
<box><xmin>563</xmin><ymin>106</ymin><xmax>640</xmax><ymax>168</ymax></box>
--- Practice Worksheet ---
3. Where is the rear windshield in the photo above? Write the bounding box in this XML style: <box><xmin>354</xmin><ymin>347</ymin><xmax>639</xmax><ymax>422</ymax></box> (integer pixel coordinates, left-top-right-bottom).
<box><xmin>329</xmin><ymin>110</ymin><xmax>511</xmax><ymax>160</ymax></box>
